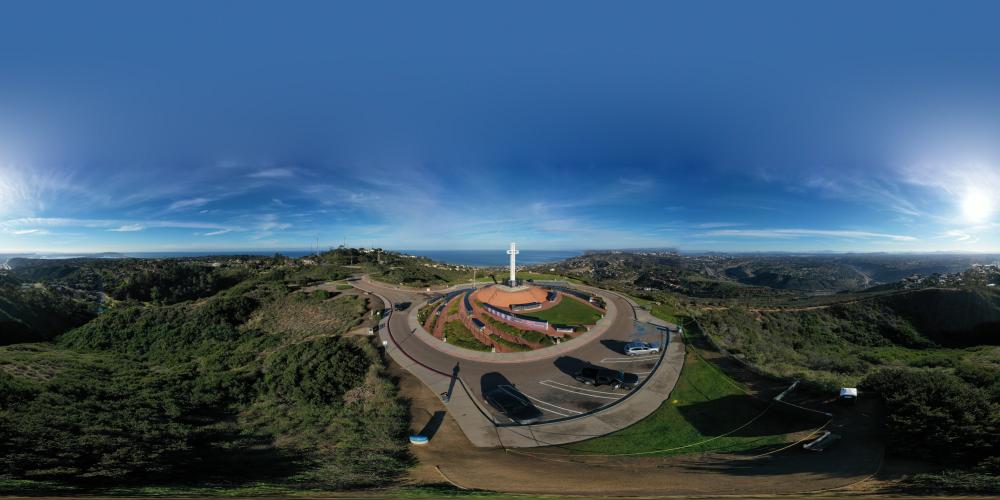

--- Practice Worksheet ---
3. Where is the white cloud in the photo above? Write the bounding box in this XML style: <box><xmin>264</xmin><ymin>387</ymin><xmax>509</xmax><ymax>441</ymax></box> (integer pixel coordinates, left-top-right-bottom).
<box><xmin>11</xmin><ymin>228</ymin><xmax>50</xmax><ymax>236</ymax></box>
<box><xmin>1</xmin><ymin>217</ymin><xmax>238</xmax><ymax>232</ymax></box>
<box><xmin>200</xmin><ymin>229</ymin><xmax>231</xmax><ymax>236</ymax></box>
<box><xmin>0</xmin><ymin>164</ymin><xmax>86</xmax><ymax>219</ymax></box>
<box><xmin>256</xmin><ymin>214</ymin><xmax>291</xmax><ymax>232</ymax></box>
<box><xmin>248</xmin><ymin>168</ymin><xmax>295</xmax><ymax>179</ymax></box>
<box><xmin>942</xmin><ymin>230</ymin><xmax>978</xmax><ymax>243</ymax></box>
<box><xmin>694</xmin><ymin>222</ymin><xmax>744</xmax><ymax>229</ymax></box>
<box><xmin>617</xmin><ymin>176</ymin><xmax>655</xmax><ymax>190</ymax></box>
<box><xmin>804</xmin><ymin>175</ymin><xmax>927</xmax><ymax>218</ymax></box>
<box><xmin>168</xmin><ymin>197</ymin><xmax>212</xmax><ymax>211</ymax></box>
<box><xmin>896</xmin><ymin>162</ymin><xmax>1000</xmax><ymax>224</ymax></box>
<box><xmin>109</xmin><ymin>224</ymin><xmax>145</xmax><ymax>232</ymax></box>
<box><xmin>703</xmin><ymin>228</ymin><xmax>917</xmax><ymax>242</ymax></box>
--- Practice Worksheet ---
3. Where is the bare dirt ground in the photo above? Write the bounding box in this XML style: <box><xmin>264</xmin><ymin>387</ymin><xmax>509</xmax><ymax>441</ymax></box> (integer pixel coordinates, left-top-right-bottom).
<box><xmin>392</xmin><ymin>349</ymin><xmax>899</xmax><ymax>497</ymax></box>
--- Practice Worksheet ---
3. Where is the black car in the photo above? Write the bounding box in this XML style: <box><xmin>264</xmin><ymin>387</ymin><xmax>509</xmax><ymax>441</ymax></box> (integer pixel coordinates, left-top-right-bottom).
<box><xmin>484</xmin><ymin>388</ymin><xmax>543</xmax><ymax>425</ymax></box>
<box><xmin>394</xmin><ymin>301</ymin><xmax>411</xmax><ymax>311</ymax></box>
<box><xmin>573</xmin><ymin>366</ymin><xmax>640</xmax><ymax>390</ymax></box>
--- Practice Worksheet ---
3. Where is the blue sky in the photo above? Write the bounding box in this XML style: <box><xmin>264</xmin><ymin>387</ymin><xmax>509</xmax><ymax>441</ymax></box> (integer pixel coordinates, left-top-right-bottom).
<box><xmin>2</xmin><ymin>1</ymin><xmax>1000</xmax><ymax>253</ymax></box>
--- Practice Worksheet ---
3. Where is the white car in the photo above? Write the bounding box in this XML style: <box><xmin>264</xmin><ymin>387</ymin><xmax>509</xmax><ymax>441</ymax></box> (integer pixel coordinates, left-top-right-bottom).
<box><xmin>625</xmin><ymin>342</ymin><xmax>660</xmax><ymax>356</ymax></box>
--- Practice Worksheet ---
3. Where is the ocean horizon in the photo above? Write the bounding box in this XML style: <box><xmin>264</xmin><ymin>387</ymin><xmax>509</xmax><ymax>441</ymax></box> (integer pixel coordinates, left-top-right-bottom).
<box><xmin>0</xmin><ymin>249</ymin><xmax>581</xmax><ymax>267</ymax></box>
<box><xmin>398</xmin><ymin>249</ymin><xmax>581</xmax><ymax>267</ymax></box>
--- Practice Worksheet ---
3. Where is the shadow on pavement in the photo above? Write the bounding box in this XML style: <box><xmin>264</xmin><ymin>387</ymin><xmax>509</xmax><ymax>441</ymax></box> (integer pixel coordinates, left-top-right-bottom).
<box><xmin>600</xmin><ymin>339</ymin><xmax>629</xmax><ymax>354</ymax></box>
<box><xmin>553</xmin><ymin>356</ymin><xmax>590</xmax><ymax>378</ymax></box>
<box><xmin>480</xmin><ymin>371</ymin><xmax>515</xmax><ymax>394</ymax></box>
<box><xmin>417</xmin><ymin>410</ymin><xmax>447</xmax><ymax>439</ymax></box>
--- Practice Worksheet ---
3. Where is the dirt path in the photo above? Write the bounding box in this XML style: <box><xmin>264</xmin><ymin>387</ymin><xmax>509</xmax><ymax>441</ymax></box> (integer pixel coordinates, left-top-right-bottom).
<box><xmin>392</xmin><ymin>355</ymin><xmax>889</xmax><ymax>496</ymax></box>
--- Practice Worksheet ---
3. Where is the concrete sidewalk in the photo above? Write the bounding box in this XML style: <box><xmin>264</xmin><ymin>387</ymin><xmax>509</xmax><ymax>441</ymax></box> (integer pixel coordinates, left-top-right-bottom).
<box><xmin>366</xmin><ymin>285</ymin><xmax>505</xmax><ymax>447</ymax></box>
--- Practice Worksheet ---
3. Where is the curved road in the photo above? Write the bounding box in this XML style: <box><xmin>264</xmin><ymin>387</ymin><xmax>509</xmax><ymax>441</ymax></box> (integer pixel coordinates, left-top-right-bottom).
<box><xmin>354</xmin><ymin>276</ymin><xmax>683</xmax><ymax>447</ymax></box>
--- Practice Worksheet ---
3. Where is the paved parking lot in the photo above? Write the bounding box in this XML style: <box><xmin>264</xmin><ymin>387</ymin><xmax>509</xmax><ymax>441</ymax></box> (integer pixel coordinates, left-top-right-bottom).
<box><xmin>487</xmin><ymin>341</ymin><xmax>663</xmax><ymax>419</ymax></box>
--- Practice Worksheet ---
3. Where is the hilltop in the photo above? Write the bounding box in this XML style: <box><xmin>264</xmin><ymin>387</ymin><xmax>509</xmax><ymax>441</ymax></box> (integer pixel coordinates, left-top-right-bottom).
<box><xmin>543</xmin><ymin>251</ymin><xmax>998</xmax><ymax>488</ymax></box>
<box><xmin>0</xmin><ymin>274</ymin><xmax>95</xmax><ymax>345</ymax></box>
<box><xmin>553</xmin><ymin>251</ymin><xmax>1000</xmax><ymax>296</ymax></box>
<box><xmin>1</xmin><ymin>249</ymin><xmax>410</xmax><ymax>491</ymax></box>
<box><xmin>1</xmin><ymin>248</ymin><xmax>997</xmax><ymax>495</ymax></box>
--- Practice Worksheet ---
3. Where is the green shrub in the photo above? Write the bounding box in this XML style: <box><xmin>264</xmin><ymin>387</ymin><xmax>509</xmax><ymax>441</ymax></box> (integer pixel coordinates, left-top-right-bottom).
<box><xmin>263</xmin><ymin>337</ymin><xmax>370</xmax><ymax>405</ymax></box>
<box><xmin>417</xmin><ymin>302</ymin><xmax>438</xmax><ymax>325</ymax></box>
<box><xmin>903</xmin><ymin>470</ymin><xmax>1000</xmax><ymax>494</ymax></box>
<box><xmin>442</xmin><ymin>321</ymin><xmax>490</xmax><ymax>351</ymax></box>
<box><xmin>862</xmin><ymin>368</ymin><xmax>998</xmax><ymax>468</ymax></box>
<box><xmin>489</xmin><ymin>334</ymin><xmax>530</xmax><ymax>352</ymax></box>
<box><xmin>2</xmin><ymin>265</ymin><xmax>411</xmax><ymax>490</ymax></box>
<box><xmin>481</xmin><ymin>315</ymin><xmax>552</xmax><ymax>345</ymax></box>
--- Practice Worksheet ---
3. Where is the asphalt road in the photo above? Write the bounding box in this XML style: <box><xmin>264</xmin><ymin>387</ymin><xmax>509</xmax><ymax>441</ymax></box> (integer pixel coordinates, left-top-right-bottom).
<box><xmin>356</xmin><ymin>278</ymin><xmax>667</xmax><ymax>422</ymax></box>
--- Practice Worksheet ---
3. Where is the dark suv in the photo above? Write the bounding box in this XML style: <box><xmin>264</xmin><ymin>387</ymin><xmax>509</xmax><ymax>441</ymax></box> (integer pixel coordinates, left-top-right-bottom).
<box><xmin>573</xmin><ymin>366</ymin><xmax>639</xmax><ymax>390</ymax></box>
<box><xmin>484</xmin><ymin>388</ymin><xmax>543</xmax><ymax>425</ymax></box>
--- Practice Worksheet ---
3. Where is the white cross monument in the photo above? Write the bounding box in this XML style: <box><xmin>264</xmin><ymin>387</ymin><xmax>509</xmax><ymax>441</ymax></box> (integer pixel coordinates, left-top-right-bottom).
<box><xmin>506</xmin><ymin>242</ymin><xmax>519</xmax><ymax>285</ymax></box>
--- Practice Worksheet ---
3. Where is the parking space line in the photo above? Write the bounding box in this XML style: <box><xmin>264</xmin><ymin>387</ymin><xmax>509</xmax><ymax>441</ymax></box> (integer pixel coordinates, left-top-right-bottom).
<box><xmin>541</xmin><ymin>380</ymin><xmax>623</xmax><ymax>397</ymax></box>
<box><xmin>600</xmin><ymin>355</ymin><xmax>659</xmax><ymax>363</ymax></box>
<box><xmin>538</xmin><ymin>380</ymin><xmax>620</xmax><ymax>400</ymax></box>
<box><xmin>498</xmin><ymin>385</ymin><xmax>581</xmax><ymax>416</ymax></box>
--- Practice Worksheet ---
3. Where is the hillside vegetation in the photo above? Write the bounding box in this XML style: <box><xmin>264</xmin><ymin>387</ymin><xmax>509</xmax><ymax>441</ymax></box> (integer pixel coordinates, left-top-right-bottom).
<box><xmin>697</xmin><ymin>286</ymin><xmax>1000</xmax><ymax>387</ymax></box>
<box><xmin>9</xmin><ymin>257</ymin><xmax>259</xmax><ymax>304</ymax></box>
<box><xmin>0</xmin><ymin>275</ymin><xmax>95</xmax><ymax>345</ymax></box>
<box><xmin>0</xmin><ymin>254</ymin><xmax>410</xmax><ymax>492</ymax></box>
<box><xmin>553</xmin><ymin>251</ymin><xmax>998</xmax><ymax>489</ymax></box>
<box><xmin>553</xmin><ymin>251</ymin><xmax>1000</xmax><ymax>297</ymax></box>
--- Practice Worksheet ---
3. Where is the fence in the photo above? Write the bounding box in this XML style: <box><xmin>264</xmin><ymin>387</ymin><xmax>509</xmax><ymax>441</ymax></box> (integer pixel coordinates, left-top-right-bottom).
<box><xmin>482</xmin><ymin>303</ymin><xmax>549</xmax><ymax>331</ymax></box>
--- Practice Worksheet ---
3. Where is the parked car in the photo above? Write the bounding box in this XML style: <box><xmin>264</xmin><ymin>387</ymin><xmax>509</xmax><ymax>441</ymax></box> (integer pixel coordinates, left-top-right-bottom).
<box><xmin>574</xmin><ymin>366</ymin><xmax>639</xmax><ymax>390</ymax></box>
<box><xmin>484</xmin><ymin>388</ymin><xmax>543</xmax><ymax>425</ymax></box>
<box><xmin>625</xmin><ymin>342</ymin><xmax>660</xmax><ymax>356</ymax></box>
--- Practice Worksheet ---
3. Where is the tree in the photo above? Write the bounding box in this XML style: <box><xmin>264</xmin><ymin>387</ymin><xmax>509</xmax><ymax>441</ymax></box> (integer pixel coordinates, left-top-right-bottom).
<box><xmin>862</xmin><ymin>368</ymin><xmax>999</xmax><ymax>470</ymax></box>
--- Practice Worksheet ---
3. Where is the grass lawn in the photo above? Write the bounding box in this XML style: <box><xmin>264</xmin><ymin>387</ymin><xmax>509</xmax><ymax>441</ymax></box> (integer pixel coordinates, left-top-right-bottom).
<box><xmin>559</xmin><ymin>350</ymin><xmax>805</xmax><ymax>456</ymax></box>
<box><xmin>518</xmin><ymin>271</ymin><xmax>569</xmax><ymax>281</ymax></box>
<box><xmin>650</xmin><ymin>303</ymin><xmax>683</xmax><ymax>325</ymax></box>
<box><xmin>523</xmin><ymin>297</ymin><xmax>602</xmax><ymax>326</ymax></box>
<box><xmin>443</xmin><ymin>320</ymin><xmax>491</xmax><ymax>351</ymax></box>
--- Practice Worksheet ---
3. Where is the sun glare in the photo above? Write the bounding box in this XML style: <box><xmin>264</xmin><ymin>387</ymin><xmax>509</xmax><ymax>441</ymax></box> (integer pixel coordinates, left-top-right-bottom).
<box><xmin>961</xmin><ymin>188</ymin><xmax>994</xmax><ymax>222</ymax></box>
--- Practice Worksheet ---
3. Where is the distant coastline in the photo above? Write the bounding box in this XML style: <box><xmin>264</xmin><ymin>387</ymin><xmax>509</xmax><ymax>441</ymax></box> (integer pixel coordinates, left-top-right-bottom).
<box><xmin>0</xmin><ymin>249</ymin><xmax>580</xmax><ymax>267</ymax></box>
<box><xmin>397</xmin><ymin>249</ymin><xmax>581</xmax><ymax>267</ymax></box>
